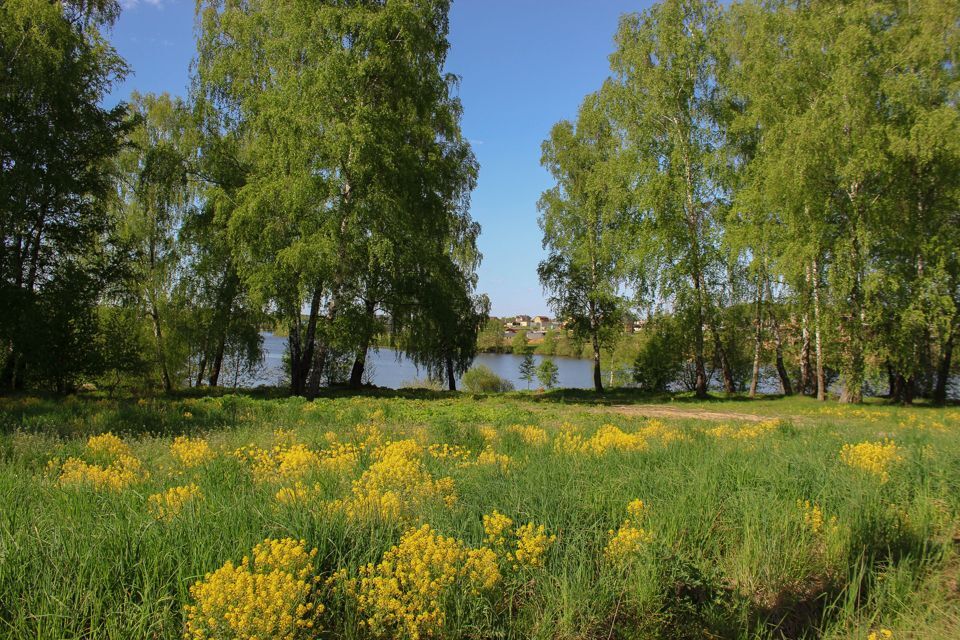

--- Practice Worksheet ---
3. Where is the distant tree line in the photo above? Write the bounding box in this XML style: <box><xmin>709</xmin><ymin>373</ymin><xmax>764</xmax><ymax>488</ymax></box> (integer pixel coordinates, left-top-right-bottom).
<box><xmin>539</xmin><ymin>0</ymin><xmax>960</xmax><ymax>403</ymax></box>
<box><xmin>1</xmin><ymin>0</ymin><xmax>485</xmax><ymax>395</ymax></box>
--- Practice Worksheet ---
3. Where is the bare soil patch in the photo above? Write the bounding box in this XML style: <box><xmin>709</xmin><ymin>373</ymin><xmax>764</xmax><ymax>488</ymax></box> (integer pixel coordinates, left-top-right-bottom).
<box><xmin>605</xmin><ymin>404</ymin><xmax>791</xmax><ymax>423</ymax></box>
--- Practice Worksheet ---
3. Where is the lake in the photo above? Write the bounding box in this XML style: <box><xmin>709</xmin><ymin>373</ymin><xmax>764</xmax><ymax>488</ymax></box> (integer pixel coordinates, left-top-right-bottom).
<box><xmin>254</xmin><ymin>332</ymin><xmax>596</xmax><ymax>390</ymax></box>
<box><xmin>252</xmin><ymin>333</ymin><xmax>959</xmax><ymax>397</ymax></box>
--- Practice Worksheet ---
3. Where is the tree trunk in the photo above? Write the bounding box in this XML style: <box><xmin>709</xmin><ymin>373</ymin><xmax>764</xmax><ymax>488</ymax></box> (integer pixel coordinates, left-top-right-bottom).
<box><xmin>591</xmin><ymin>328</ymin><xmax>604</xmax><ymax>394</ymax></box>
<box><xmin>207</xmin><ymin>268</ymin><xmax>239</xmax><ymax>389</ymax></box>
<box><xmin>765</xmin><ymin>279</ymin><xmax>792</xmax><ymax>395</ymax></box>
<box><xmin>149</xmin><ymin>302</ymin><xmax>172</xmax><ymax>393</ymax></box>
<box><xmin>708</xmin><ymin>318</ymin><xmax>736</xmax><ymax>394</ymax></box>
<box><xmin>692</xmin><ymin>271</ymin><xmax>708</xmax><ymax>398</ymax></box>
<box><xmin>208</xmin><ymin>335</ymin><xmax>226</xmax><ymax>387</ymax></box>
<box><xmin>306</xmin><ymin>292</ymin><xmax>339</xmax><ymax>400</ymax></box>
<box><xmin>810</xmin><ymin>258</ymin><xmax>826</xmax><ymax>401</ymax></box>
<box><xmin>306</xmin><ymin>341</ymin><xmax>329</xmax><ymax>399</ymax></box>
<box><xmin>933</xmin><ymin>331</ymin><xmax>953</xmax><ymax>405</ymax></box>
<box><xmin>749</xmin><ymin>276</ymin><xmax>763</xmax><ymax>398</ymax></box>
<box><xmin>290</xmin><ymin>288</ymin><xmax>322</xmax><ymax>396</ymax></box>
<box><xmin>349</xmin><ymin>351</ymin><xmax>367</xmax><ymax>390</ymax></box>
<box><xmin>0</xmin><ymin>347</ymin><xmax>15</xmax><ymax>391</ymax></box>
<box><xmin>446</xmin><ymin>356</ymin><xmax>456</xmax><ymax>391</ymax></box>
<box><xmin>839</xmin><ymin>211</ymin><xmax>865</xmax><ymax>404</ymax></box>
<box><xmin>586</xmin><ymin>247</ymin><xmax>604</xmax><ymax>394</ymax></box>
<box><xmin>349</xmin><ymin>298</ymin><xmax>377</xmax><ymax>390</ymax></box>
<box><xmin>800</xmin><ymin>311</ymin><xmax>812</xmax><ymax>395</ymax></box>
<box><xmin>195</xmin><ymin>355</ymin><xmax>207</xmax><ymax>387</ymax></box>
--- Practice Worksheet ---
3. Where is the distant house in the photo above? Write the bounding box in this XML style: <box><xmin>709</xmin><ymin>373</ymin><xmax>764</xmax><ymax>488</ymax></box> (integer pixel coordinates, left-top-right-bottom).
<box><xmin>532</xmin><ymin>315</ymin><xmax>551</xmax><ymax>328</ymax></box>
<box><xmin>514</xmin><ymin>314</ymin><xmax>531</xmax><ymax>327</ymax></box>
<box><xmin>525</xmin><ymin>330</ymin><xmax>546</xmax><ymax>341</ymax></box>
<box><xmin>625</xmin><ymin>320</ymin><xmax>645</xmax><ymax>333</ymax></box>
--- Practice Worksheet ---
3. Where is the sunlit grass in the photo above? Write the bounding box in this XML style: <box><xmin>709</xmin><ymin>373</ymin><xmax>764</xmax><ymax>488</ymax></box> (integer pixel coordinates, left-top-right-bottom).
<box><xmin>0</xmin><ymin>392</ymin><xmax>958</xmax><ymax>638</ymax></box>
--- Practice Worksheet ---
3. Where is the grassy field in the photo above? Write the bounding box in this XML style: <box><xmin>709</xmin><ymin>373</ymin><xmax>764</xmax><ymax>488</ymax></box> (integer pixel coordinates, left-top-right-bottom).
<box><xmin>1</xmin><ymin>391</ymin><xmax>958</xmax><ymax>639</ymax></box>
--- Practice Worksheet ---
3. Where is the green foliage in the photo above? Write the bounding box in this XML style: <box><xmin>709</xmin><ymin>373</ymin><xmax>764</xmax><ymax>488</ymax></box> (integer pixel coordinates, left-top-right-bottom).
<box><xmin>461</xmin><ymin>365</ymin><xmax>514</xmax><ymax>393</ymax></box>
<box><xmin>98</xmin><ymin>306</ymin><xmax>154</xmax><ymax>393</ymax></box>
<box><xmin>476</xmin><ymin>318</ymin><xmax>506</xmax><ymax>353</ymax></box>
<box><xmin>510</xmin><ymin>331</ymin><xmax>528</xmax><ymax>355</ymax></box>
<box><xmin>518</xmin><ymin>353</ymin><xmax>536</xmax><ymax>389</ymax></box>
<box><xmin>537</xmin><ymin>329</ymin><xmax>559</xmax><ymax>356</ymax></box>
<box><xmin>0</xmin><ymin>0</ymin><xmax>130</xmax><ymax>391</ymax></box>
<box><xmin>539</xmin><ymin>93</ymin><xmax>632</xmax><ymax>393</ymax></box>
<box><xmin>536</xmin><ymin>358</ymin><xmax>559</xmax><ymax>390</ymax></box>
<box><xmin>194</xmin><ymin>0</ymin><xmax>481</xmax><ymax>397</ymax></box>
<box><xmin>633</xmin><ymin>316</ymin><xmax>687</xmax><ymax>392</ymax></box>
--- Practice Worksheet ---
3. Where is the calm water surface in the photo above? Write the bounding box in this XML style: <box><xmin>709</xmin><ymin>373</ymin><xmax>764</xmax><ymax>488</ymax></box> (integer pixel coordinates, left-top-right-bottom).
<box><xmin>255</xmin><ymin>332</ymin><xmax>595</xmax><ymax>389</ymax></box>
<box><xmin>254</xmin><ymin>333</ymin><xmax>960</xmax><ymax>397</ymax></box>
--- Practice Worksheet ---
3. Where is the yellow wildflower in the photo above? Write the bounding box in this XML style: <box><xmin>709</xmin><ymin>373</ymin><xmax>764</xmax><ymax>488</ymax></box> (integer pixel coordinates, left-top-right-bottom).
<box><xmin>87</xmin><ymin>432</ymin><xmax>131</xmax><ymax>459</ymax></box>
<box><xmin>148</xmin><ymin>483</ymin><xmax>202</xmax><ymax>520</ymax></box>
<box><xmin>482</xmin><ymin>510</ymin><xmax>514</xmax><ymax>549</ymax></box>
<box><xmin>170</xmin><ymin>436</ymin><xmax>214</xmax><ymax>468</ymax></box>
<box><xmin>555</xmin><ymin>424</ymin><xmax>649</xmax><ymax>456</ymax></box>
<box><xmin>334</xmin><ymin>440</ymin><xmax>456</xmax><ymax>522</ymax></box>
<box><xmin>508</xmin><ymin>424</ymin><xmax>548</xmax><ymax>446</ymax></box>
<box><xmin>840</xmin><ymin>440</ymin><xmax>903</xmax><ymax>482</ymax></box>
<box><xmin>56</xmin><ymin>455</ymin><xmax>144</xmax><ymax>491</ymax></box>
<box><xmin>55</xmin><ymin>433</ymin><xmax>145</xmax><ymax>491</ymax></box>
<box><xmin>797</xmin><ymin>500</ymin><xmax>824</xmax><ymax>534</ymax></box>
<box><xmin>605</xmin><ymin>499</ymin><xmax>653</xmax><ymax>564</ymax></box>
<box><xmin>184</xmin><ymin>538</ymin><xmax>322</xmax><ymax>640</ymax></box>
<box><xmin>480</xmin><ymin>510</ymin><xmax>555</xmax><ymax>570</ymax></box>
<box><xmin>352</xmin><ymin>524</ymin><xmax>500</xmax><ymax>639</ymax></box>
<box><xmin>513</xmin><ymin>523</ymin><xmax>555</xmax><ymax>569</ymax></box>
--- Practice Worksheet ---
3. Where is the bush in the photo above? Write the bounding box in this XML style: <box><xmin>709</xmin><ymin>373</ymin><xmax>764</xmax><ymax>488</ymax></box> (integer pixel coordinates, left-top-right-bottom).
<box><xmin>633</xmin><ymin>315</ymin><xmax>686</xmax><ymax>392</ymax></box>
<box><xmin>402</xmin><ymin>377</ymin><xmax>444</xmax><ymax>391</ymax></box>
<box><xmin>462</xmin><ymin>365</ymin><xmax>514</xmax><ymax>393</ymax></box>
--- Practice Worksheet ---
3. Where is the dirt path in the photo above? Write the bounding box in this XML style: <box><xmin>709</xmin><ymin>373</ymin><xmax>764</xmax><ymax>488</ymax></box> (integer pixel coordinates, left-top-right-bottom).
<box><xmin>604</xmin><ymin>404</ymin><xmax>790</xmax><ymax>423</ymax></box>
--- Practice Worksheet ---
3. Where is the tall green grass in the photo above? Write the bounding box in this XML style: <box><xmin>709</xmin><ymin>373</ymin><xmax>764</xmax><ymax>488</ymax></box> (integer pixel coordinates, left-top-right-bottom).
<box><xmin>0</xmin><ymin>392</ymin><xmax>958</xmax><ymax>638</ymax></box>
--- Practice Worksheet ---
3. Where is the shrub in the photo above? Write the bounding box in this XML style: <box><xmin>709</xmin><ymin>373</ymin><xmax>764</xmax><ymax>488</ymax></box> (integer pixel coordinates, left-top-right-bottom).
<box><xmin>462</xmin><ymin>365</ymin><xmax>514</xmax><ymax>393</ymax></box>
<box><xmin>632</xmin><ymin>314</ymin><xmax>686</xmax><ymax>391</ymax></box>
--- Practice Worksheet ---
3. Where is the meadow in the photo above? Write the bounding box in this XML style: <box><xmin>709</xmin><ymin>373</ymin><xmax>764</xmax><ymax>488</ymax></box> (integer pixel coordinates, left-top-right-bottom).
<box><xmin>0</xmin><ymin>391</ymin><xmax>958</xmax><ymax>639</ymax></box>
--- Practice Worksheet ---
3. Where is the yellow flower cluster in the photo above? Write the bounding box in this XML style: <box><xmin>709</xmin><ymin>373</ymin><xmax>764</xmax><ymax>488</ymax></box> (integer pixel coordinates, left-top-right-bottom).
<box><xmin>482</xmin><ymin>511</ymin><xmax>514</xmax><ymax>548</ymax></box>
<box><xmin>482</xmin><ymin>510</ymin><xmax>556</xmax><ymax>570</ymax></box>
<box><xmin>707</xmin><ymin>419</ymin><xmax>779</xmax><ymax>440</ymax></box>
<box><xmin>638</xmin><ymin>419</ymin><xmax>686</xmax><ymax>445</ymax></box>
<box><xmin>797</xmin><ymin>499</ymin><xmax>824</xmax><ymax>534</ymax></box>
<box><xmin>867</xmin><ymin>630</ymin><xmax>893</xmax><ymax>640</ymax></box>
<box><xmin>840</xmin><ymin>439</ymin><xmax>903</xmax><ymax>482</ymax></box>
<box><xmin>87</xmin><ymin>432</ymin><xmax>132</xmax><ymax>458</ymax></box>
<box><xmin>353</xmin><ymin>423</ymin><xmax>386</xmax><ymax>451</ymax></box>
<box><xmin>148</xmin><ymin>483</ymin><xmax>203</xmax><ymax>520</ymax></box>
<box><xmin>53</xmin><ymin>433</ymin><xmax>145</xmax><ymax>491</ymax></box>
<box><xmin>605</xmin><ymin>499</ymin><xmax>653</xmax><ymax>563</ymax></box>
<box><xmin>351</xmin><ymin>524</ymin><xmax>500</xmax><ymax>639</ymax></box>
<box><xmin>478</xmin><ymin>425</ymin><xmax>498</xmax><ymax>443</ymax></box>
<box><xmin>171</xmin><ymin>436</ymin><xmax>214</xmax><ymax>468</ymax></box>
<box><xmin>475</xmin><ymin>447</ymin><xmax>512</xmax><ymax>471</ymax></box>
<box><xmin>555</xmin><ymin>424</ymin><xmax>649</xmax><ymax>456</ymax></box>
<box><xmin>428</xmin><ymin>443</ymin><xmax>473</xmax><ymax>464</ymax></box>
<box><xmin>508</xmin><ymin>424</ymin><xmax>548</xmax><ymax>446</ymax></box>
<box><xmin>184</xmin><ymin>538</ymin><xmax>321</xmax><ymax>640</ymax></box>
<box><xmin>237</xmin><ymin>441</ymin><xmax>358</xmax><ymax>484</ymax></box>
<box><xmin>330</xmin><ymin>440</ymin><xmax>456</xmax><ymax>521</ymax></box>
<box><xmin>275</xmin><ymin>481</ymin><xmax>317</xmax><ymax>506</ymax></box>
<box><xmin>898</xmin><ymin>414</ymin><xmax>946</xmax><ymax>431</ymax></box>
<box><xmin>428</xmin><ymin>442</ymin><xmax>512</xmax><ymax>472</ymax></box>
<box><xmin>513</xmin><ymin>523</ymin><xmax>555</xmax><ymax>569</ymax></box>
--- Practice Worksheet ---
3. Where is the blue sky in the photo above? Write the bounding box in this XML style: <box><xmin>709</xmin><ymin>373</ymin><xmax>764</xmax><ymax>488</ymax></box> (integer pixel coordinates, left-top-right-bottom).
<box><xmin>108</xmin><ymin>0</ymin><xmax>651</xmax><ymax>317</ymax></box>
